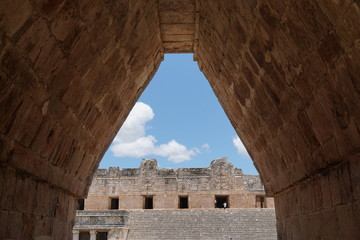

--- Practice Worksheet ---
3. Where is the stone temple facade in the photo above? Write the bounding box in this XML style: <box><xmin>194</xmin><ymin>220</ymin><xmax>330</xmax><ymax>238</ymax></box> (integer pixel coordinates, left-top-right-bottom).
<box><xmin>83</xmin><ymin>158</ymin><xmax>274</xmax><ymax>211</ymax></box>
<box><xmin>73</xmin><ymin>158</ymin><xmax>275</xmax><ymax>239</ymax></box>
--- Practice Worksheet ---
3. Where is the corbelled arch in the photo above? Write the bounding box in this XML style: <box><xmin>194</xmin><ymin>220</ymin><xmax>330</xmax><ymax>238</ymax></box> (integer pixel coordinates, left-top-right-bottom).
<box><xmin>195</xmin><ymin>1</ymin><xmax>360</xmax><ymax>239</ymax></box>
<box><xmin>0</xmin><ymin>0</ymin><xmax>359</xmax><ymax>239</ymax></box>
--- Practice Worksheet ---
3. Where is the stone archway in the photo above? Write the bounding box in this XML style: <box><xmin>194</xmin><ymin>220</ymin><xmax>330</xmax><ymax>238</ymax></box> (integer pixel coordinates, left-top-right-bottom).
<box><xmin>0</xmin><ymin>0</ymin><xmax>359</xmax><ymax>239</ymax></box>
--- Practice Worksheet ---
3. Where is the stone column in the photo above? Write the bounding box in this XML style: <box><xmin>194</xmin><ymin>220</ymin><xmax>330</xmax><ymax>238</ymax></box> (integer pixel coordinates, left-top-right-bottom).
<box><xmin>72</xmin><ymin>230</ymin><xmax>79</xmax><ymax>240</ymax></box>
<box><xmin>90</xmin><ymin>230</ymin><xmax>97</xmax><ymax>240</ymax></box>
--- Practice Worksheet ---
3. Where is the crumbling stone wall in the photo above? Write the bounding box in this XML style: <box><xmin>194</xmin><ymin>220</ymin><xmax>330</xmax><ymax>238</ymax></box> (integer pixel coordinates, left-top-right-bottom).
<box><xmin>85</xmin><ymin>158</ymin><xmax>272</xmax><ymax>210</ymax></box>
<box><xmin>0</xmin><ymin>0</ymin><xmax>359</xmax><ymax>239</ymax></box>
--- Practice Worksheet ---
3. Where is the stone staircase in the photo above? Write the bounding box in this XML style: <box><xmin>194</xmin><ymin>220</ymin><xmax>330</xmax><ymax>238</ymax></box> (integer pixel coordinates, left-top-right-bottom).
<box><xmin>126</xmin><ymin>209</ymin><xmax>277</xmax><ymax>240</ymax></box>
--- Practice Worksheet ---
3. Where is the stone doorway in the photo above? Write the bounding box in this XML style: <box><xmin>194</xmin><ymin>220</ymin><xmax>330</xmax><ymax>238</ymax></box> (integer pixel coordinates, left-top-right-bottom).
<box><xmin>179</xmin><ymin>196</ymin><xmax>189</xmax><ymax>209</ymax></box>
<box><xmin>215</xmin><ymin>195</ymin><xmax>229</xmax><ymax>209</ymax></box>
<box><xmin>144</xmin><ymin>196</ymin><xmax>154</xmax><ymax>209</ymax></box>
<box><xmin>79</xmin><ymin>232</ymin><xmax>90</xmax><ymax>240</ymax></box>
<box><xmin>110</xmin><ymin>197</ymin><xmax>119</xmax><ymax>210</ymax></box>
<box><xmin>97</xmin><ymin>232</ymin><xmax>108</xmax><ymax>240</ymax></box>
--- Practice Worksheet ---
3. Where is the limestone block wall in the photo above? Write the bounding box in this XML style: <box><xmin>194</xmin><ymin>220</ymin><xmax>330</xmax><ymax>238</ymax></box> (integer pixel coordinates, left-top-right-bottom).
<box><xmin>84</xmin><ymin>196</ymin><xmax>108</xmax><ymax>211</ymax></box>
<box><xmin>0</xmin><ymin>0</ymin><xmax>163</xmax><ymax>238</ymax></box>
<box><xmin>153</xmin><ymin>194</ymin><xmax>178</xmax><ymax>209</ymax></box>
<box><xmin>189</xmin><ymin>194</ymin><xmax>214</xmax><ymax>209</ymax></box>
<box><xmin>84</xmin><ymin>159</ymin><xmax>272</xmax><ymax>210</ymax></box>
<box><xmin>118</xmin><ymin>195</ymin><xmax>144</xmax><ymax>210</ymax></box>
<box><xmin>230</xmin><ymin>194</ymin><xmax>257</xmax><ymax>209</ymax></box>
<box><xmin>196</xmin><ymin>0</ymin><xmax>360</xmax><ymax>238</ymax></box>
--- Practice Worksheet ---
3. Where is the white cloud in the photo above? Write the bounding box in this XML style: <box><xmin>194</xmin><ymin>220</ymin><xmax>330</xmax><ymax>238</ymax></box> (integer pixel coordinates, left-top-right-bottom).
<box><xmin>156</xmin><ymin>140</ymin><xmax>196</xmax><ymax>163</ymax></box>
<box><xmin>111</xmin><ymin>102</ymin><xmax>206</xmax><ymax>163</ymax></box>
<box><xmin>113</xmin><ymin>102</ymin><xmax>154</xmax><ymax>143</ymax></box>
<box><xmin>232</xmin><ymin>136</ymin><xmax>249</xmax><ymax>155</ymax></box>
<box><xmin>201</xmin><ymin>143</ymin><xmax>210</xmax><ymax>150</ymax></box>
<box><xmin>111</xmin><ymin>136</ymin><xmax>157</xmax><ymax>158</ymax></box>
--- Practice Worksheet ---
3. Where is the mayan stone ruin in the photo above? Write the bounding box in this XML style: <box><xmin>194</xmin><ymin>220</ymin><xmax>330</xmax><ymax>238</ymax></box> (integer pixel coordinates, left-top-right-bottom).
<box><xmin>1</xmin><ymin>0</ymin><xmax>360</xmax><ymax>239</ymax></box>
<box><xmin>84</xmin><ymin>158</ymin><xmax>274</xmax><ymax>210</ymax></box>
<box><xmin>73</xmin><ymin>158</ymin><xmax>277</xmax><ymax>239</ymax></box>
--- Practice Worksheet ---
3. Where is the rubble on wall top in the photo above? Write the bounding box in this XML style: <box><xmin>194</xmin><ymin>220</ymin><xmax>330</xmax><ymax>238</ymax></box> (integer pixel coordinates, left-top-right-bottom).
<box><xmin>95</xmin><ymin>158</ymin><xmax>244</xmax><ymax>177</ymax></box>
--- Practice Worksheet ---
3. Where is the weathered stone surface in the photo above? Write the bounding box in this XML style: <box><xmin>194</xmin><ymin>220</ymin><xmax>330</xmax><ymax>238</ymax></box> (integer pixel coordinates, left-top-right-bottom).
<box><xmin>74</xmin><ymin>210</ymin><xmax>128</xmax><ymax>229</ymax></box>
<box><xmin>85</xmin><ymin>158</ymin><xmax>271</xmax><ymax>210</ymax></box>
<box><xmin>195</xmin><ymin>1</ymin><xmax>360</xmax><ymax>239</ymax></box>
<box><xmin>126</xmin><ymin>209</ymin><xmax>277</xmax><ymax>240</ymax></box>
<box><xmin>159</xmin><ymin>0</ymin><xmax>196</xmax><ymax>53</ymax></box>
<box><xmin>0</xmin><ymin>0</ymin><xmax>360</xmax><ymax>239</ymax></box>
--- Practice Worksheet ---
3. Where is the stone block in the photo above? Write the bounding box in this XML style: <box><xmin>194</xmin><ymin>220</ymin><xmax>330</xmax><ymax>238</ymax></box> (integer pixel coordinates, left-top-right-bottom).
<box><xmin>320</xmin><ymin>209</ymin><xmax>341</xmax><ymax>239</ymax></box>
<box><xmin>0</xmin><ymin>0</ymin><xmax>32</xmax><ymax>37</ymax></box>
<box><xmin>48</xmin><ymin>62</ymin><xmax>75</xmax><ymax>100</ymax></box>
<box><xmin>49</xmin><ymin>165</ymin><xmax>67</xmax><ymax>189</ymax></box>
<box><xmin>50</xmin><ymin>1</ymin><xmax>79</xmax><ymax>41</ymax></box>
<box><xmin>35</xmin><ymin>182</ymin><xmax>51</xmax><ymax>216</ymax></box>
<box><xmin>6</xmin><ymin>211</ymin><xmax>22</xmax><ymax>240</ymax></box>
<box><xmin>10</xmin><ymin>99</ymin><xmax>43</xmax><ymax>148</ymax></box>
<box><xmin>0</xmin><ymin>210</ymin><xmax>8</xmax><ymax>239</ymax></box>
<box><xmin>67</xmin><ymin>148</ymin><xmax>85</xmax><ymax>176</ymax></box>
<box><xmin>292</xmin><ymin>0</ymin><xmax>332</xmax><ymax>41</ymax></box>
<box><xmin>13</xmin><ymin>64</ymin><xmax>39</xmax><ymax>96</ymax></box>
<box><xmin>32</xmin><ymin>157</ymin><xmax>51</xmax><ymax>183</ymax></box>
<box><xmin>52</xmin><ymin>218</ymin><xmax>65</xmax><ymax>239</ymax></box>
<box><xmin>312</xmin><ymin>178</ymin><xmax>324</xmax><ymax>211</ymax></box>
<box><xmin>16</xmin><ymin>18</ymin><xmax>50</xmax><ymax>63</ymax></box>
<box><xmin>352</xmin><ymin>201</ymin><xmax>360</xmax><ymax>237</ymax></box>
<box><xmin>307</xmin><ymin>212</ymin><xmax>322</xmax><ymax>239</ymax></box>
<box><xmin>34</xmin><ymin>0</ymin><xmax>66</xmax><ymax>19</ymax></box>
<box><xmin>21</xmin><ymin>214</ymin><xmax>36</xmax><ymax>239</ymax></box>
<box><xmin>349</xmin><ymin>156</ymin><xmax>360</xmax><ymax>200</ymax></box>
<box><xmin>67</xmin><ymin>197</ymin><xmax>76</xmax><ymax>222</ymax></box>
<box><xmin>334</xmin><ymin>122</ymin><xmax>360</xmax><ymax>158</ymax></box>
<box><xmin>34</xmin><ymin>216</ymin><xmax>53</xmax><ymax>238</ymax></box>
<box><xmin>13</xmin><ymin>175</ymin><xmax>30</xmax><ymax>213</ymax></box>
<box><xmin>318</xmin><ymin>32</ymin><xmax>344</xmax><ymax>66</ymax></box>
<box><xmin>258</xmin><ymin>3</ymin><xmax>282</xmax><ymax>36</ymax></box>
<box><xmin>61</xmin><ymin>23</ymin><xmax>86</xmax><ymax>56</ymax></box>
<box><xmin>31</xmin><ymin>84</ymin><xmax>50</xmax><ymax>106</ymax></box>
<box><xmin>31</xmin><ymin>118</ymin><xmax>62</xmax><ymax>159</ymax></box>
<box><xmin>62</xmin><ymin>76</ymin><xmax>86</xmax><ymax>110</ymax></box>
<box><xmin>320</xmin><ymin>174</ymin><xmax>332</xmax><ymax>210</ymax></box>
<box><xmin>335</xmin><ymin>203</ymin><xmax>358</xmax><ymax>240</ymax></box>
<box><xmin>338</xmin><ymin>163</ymin><xmax>353</xmax><ymax>204</ymax></box>
<box><xmin>34</xmin><ymin>37</ymin><xmax>64</xmax><ymax>80</ymax></box>
<box><xmin>320</xmin><ymin>137</ymin><xmax>341</xmax><ymax>165</ymax></box>
<box><xmin>0</xmin><ymin>44</ymin><xmax>26</xmax><ymax>79</ymax></box>
<box><xmin>315</xmin><ymin>0</ymin><xmax>353</xmax><ymax>25</ymax></box>
<box><xmin>306</xmin><ymin>97</ymin><xmax>334</xmax><ymax>144</ymax></box>
<box><xmin>329</xmin><ymin>169</ymin><xmax>342</xmax><ymax>207</ymax></box>
<box><xmin>27</xmin><ymin>179</ymin><xmax>38</xmax><ymax>215</ymax></box>
<box><xmin>0</xmin><ymin>169</ymin><xmax>16</xmax><ymax>211</ymax></box>
<box><xmin>282</xmin><ymin>12</ymin><xmax>319</xmax><ymax>56</ymax></box>
<box><xmin>0</xmin><ymin>138</ymin><xmax>13</xmax><ymax>164</ymax></box>
<box><xmin>85</xmin><ymin>196</ymin><xmax>109</xmax><ymax>210</ymax></box>
<box><xmin>68</xmin><ymin>32</ymin><xmax>97</xmax><ymax>77</ymax></box>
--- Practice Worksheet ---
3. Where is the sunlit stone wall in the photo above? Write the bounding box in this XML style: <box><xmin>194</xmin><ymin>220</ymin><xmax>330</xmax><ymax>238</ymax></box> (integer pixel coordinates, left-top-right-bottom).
<box><xmin>84</xmin><ymin>158</ymin><xmax>274</xmax><ymax>210</ymax></box>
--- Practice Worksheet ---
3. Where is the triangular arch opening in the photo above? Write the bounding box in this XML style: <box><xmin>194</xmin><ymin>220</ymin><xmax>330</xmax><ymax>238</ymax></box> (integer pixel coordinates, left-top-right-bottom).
<box><xmin>100</xmin><ymin>53</ymin><xmax>257</xmax><ymax>174</ymax></box>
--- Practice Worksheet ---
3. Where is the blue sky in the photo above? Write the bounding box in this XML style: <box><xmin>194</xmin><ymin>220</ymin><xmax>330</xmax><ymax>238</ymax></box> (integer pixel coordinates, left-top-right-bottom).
<box><xmin>100</xmin><ymin>54</ymin><xmax>258</xmax><ymax>174</ymax></box>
